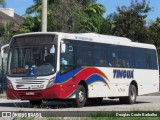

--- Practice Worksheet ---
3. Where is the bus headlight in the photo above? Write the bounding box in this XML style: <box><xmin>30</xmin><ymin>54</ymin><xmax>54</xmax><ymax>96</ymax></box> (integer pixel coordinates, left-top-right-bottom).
<box><xmin>6</xmin><ymin>79</ymin><xmax>13</xmax><ymax>90</ymax></box>
<box><xmin>47</xmin><ymin>77</ymin><xmax>55</xmax><ymax>89</ymax></box>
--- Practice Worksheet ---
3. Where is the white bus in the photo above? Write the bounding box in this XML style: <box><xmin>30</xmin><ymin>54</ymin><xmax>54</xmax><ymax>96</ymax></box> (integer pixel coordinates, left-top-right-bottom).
<box><xmin>4</xmin><ymin>32</ymin><xmax>159</xmax><ymax>107</ymax></box>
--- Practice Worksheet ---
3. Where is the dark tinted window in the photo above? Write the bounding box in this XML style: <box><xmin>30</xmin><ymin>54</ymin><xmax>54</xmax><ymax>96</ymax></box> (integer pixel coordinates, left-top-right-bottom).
<box><xmin>134</xmin><ymin>48</ymin><xmax>147</xmax><ymax>69</ymax></box>
<box><xmin>116</xmin><ymin>46</ymin><xmax>135</xmax><ymax>68</ymax></box>
<box><xmin>134</xmin><ymin>48</ymin><xmax>158</xmax><ymax>70</ymax></box>
<box><xmin>146</xmin><ymin>49</ymin><xmax>158</xmax><ymax>69</ymax></box>
<box><xmin>93</xmin><ymin>43</ymin><xmax>111</xmax><ymax>67</ymax></box>
<box><xmin>75</xmin><ymin>41</ymin><xmax>93</xmax><ymax>66</ymax></box>
<box><xmin>60</xmin><ymin>40</ymin><xmax>75</xmax><ymax>74</ymax></box>
<box><xmin>62</xmin><ymin>39</ymin><xmax>158</xmax><ymax>70</ymax></box>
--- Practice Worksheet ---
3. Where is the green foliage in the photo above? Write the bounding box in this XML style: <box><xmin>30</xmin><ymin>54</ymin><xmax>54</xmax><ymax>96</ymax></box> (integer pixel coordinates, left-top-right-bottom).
<box><xmin>15</xmin><ymin>0</ymin><xmax>160</xmax><ymax>48</ymax></box>
<box><xmin>100</xmin><ymin>14</ymin><xmax>116</xmax><ymax>35</ymax></box>
<box><xmin>23</xmin><ymin>0</ymin><xmax>105</xmax><ymax>33</ymax></box>
<box><xmin>77</xmin><ymin>14</ymin><xmax>104</xmax><ymax>33</ymax></box>
<box><xmin>17</xmin><ymin>15</ymin><xmax>41</xmax><ymax>33</ymax></box>
<box><xmin>110</xmin><ymin>0</ymin><xmax>151</xmax><ymax>42</ymax></box>
<box><xmin>84</xmin><ymin>3</ymin><xmax>105</xmax><ymax>16</ymax></box>
<box><xmin>0</xmin><ymin>20</ymin><xmax>13</xmax><ymax>46</ymax></box>
<box><xmin>148</xmin><ymin>17</ymin><xmax>160</xmax><ymax>47</ymax></box>
<box><xmin>76</xmin><ymin>3</ymin><xmax>105</xmax><ymax>33</ymax></box>
<box><xmin>48</xmin><ymin>0</ymin><xmax>80</xmax><ymax>32</ymax></box>
<box><xmin>0</xmin><ymin>34</ymin><xmax>12</xmax><ymax>47</ymax></box>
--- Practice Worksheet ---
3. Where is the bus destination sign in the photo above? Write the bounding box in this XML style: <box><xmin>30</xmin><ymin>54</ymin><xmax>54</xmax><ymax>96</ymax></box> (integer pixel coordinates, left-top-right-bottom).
<box><xmin>12</xmin><ymin>35</ymin><xmax>54</xmax><ymax>45</ymax></box>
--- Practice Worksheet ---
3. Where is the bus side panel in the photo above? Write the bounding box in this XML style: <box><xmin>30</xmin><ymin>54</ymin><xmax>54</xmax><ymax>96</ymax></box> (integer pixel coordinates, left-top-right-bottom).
<box><xmin>135</xmin><ymin>69</ymin><xmax>159</xmax><ymax>95</ymax></box>
<box><xmin>57</xmin><ymin>67</ymin><xmax>113</xmax><ymax>98</ymax></box>
<box><xmin>88</xmin><ymin>82</ymin><xmax>113</xmax><ymax>97</ymax></box>
<box><xmin>87</xmin><ymin>67</ymin><xmax>130</xmax><ymax>97</ymax></box>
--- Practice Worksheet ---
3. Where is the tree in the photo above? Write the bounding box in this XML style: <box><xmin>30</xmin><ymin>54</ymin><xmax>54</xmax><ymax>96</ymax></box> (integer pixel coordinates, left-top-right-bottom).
<box><xmin>84</xmin><ymin>3</ymin><xmax>105</xmax><ymax>16</ymax></box>
<box><xmin>48</xmin><ymin>0</ymin><xmax>86</xmax><ymax>32</ymax></box>
<box><xmin>76</xmin><ymin>3</ymin><xmax>106</xmax><ymax>33</ymax></box>
<box><xmin>0</xmin><ymin>21</ymin><xmax>13</xmax><ymax>46</ymax></box>
<box><xmin>0</xmin><ymin>0</ymin><xmax>6</xmax><ymax>8</ymax></box>
<box><xmin>24</xmin><ymin>0</ymin><xmax>106</xmax><ymax>33</ymax></box>
<box><xmin>25</xmin><ymin>0</ymin><xmax>54</xmax><ymax>32</ymax></box>
<box><xmin>26</xmin><ymin>0</ymin><xmax>53</xmax><ymax>14</ymax></box>
<box><xmin>148</xmin><ymin>18</ymin><xmax>160</xmax><ymax>47</ymax></box>
<box><xmin>100</xmin><ymin>14</ymin><xmax>116</xmax><ymax>35</ymax></box>
<box><xmin>110</xmin><ymin>0</ymin><xmax>151</xmax><ymax>42</ymax></box>
<box><xmin>17</xmin><ymin>15</ymin><xmax>40</xmax><ymax>33</ymax></box>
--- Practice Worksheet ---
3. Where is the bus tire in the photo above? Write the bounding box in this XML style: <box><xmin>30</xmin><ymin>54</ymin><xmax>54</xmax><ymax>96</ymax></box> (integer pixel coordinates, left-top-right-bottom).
<box><xmin>119</xmin><ymin>85</ymin><xmax>137</xmax><ymax>104</ymax></box>
<box><xmin>29</xmin><ymin>100</ymin><xmax>42</xmax><ymax>106</ymax></box>
<box><xmin>128</xmin><ymin>84</ymin><xmax>137</xmax><ymax>104</ymax></box>
<box><xmin>72</xmin><ymin>85</ymin><xmax>86</xmax><ymax>107</ymax></box>
<box><xmin>87</xmin><ymin>97</ymin><xmax>103</xmax><ymax>104</ymax></box>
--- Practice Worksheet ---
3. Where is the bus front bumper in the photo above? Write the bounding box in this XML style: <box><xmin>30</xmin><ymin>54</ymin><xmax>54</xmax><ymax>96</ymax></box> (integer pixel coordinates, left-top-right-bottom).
<box><xmin>6</xmin><ymin>86</ymin><xmax>61</xmax><ymax>100</ymax></box>
<box><xmin>6</xmin><ymin>84</ymin><xmax>76</xmax><ymax>100</ymax></box>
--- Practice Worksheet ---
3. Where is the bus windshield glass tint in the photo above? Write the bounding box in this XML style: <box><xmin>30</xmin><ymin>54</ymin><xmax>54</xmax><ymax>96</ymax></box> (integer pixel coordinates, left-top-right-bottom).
<box><xmin>8</xmin><ymin>45</ymin><xmax>56</xmax><ymax>77</ymax></box>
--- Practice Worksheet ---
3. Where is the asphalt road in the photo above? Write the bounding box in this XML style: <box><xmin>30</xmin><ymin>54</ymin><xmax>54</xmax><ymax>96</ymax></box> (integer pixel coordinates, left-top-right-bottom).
<box><xmin>0</xmin><ymin>96</ymin><xmax>159</xmax><ymax>112</ymax></box>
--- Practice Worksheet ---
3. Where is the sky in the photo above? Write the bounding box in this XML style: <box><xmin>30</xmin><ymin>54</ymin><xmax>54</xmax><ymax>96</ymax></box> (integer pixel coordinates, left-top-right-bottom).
<box><xmin>5</xmin><ymin>0</ymin><xmax>160</xmax><ymax>22</ymax></box>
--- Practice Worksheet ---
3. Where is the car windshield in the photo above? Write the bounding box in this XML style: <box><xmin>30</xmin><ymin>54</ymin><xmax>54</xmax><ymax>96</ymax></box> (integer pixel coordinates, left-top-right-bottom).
<box><xmin>8</xmin><ymin>45</ymin><xmax>56</xmax><ymax>77</ymax></box>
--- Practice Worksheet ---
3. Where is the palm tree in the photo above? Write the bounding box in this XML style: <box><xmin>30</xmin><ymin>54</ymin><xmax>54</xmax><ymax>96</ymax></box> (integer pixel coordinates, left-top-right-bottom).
<box><xmin>84</xmin><ymin>3</ymin><xmax>106</xmax><ymax>16</ymax></box>
<box><xmin>77</xmin><ymin>3</ymin><xmax>106</xmax><ymax>33</ymax></box>
<box><xmin>25</xmin><ymin>0</ymin><xmax>53</xmax><ymax>32</ymax></box>
<box><xmin>0</xmin><ymin>0</ymin><xmax>6</xmax><ymax>8</ymax></box>
<box><xmin>26</xmin><ymin>0</ymin><xmax>41</xmax><ymax>14</ymax></box>
<box><xmin>26</xmin><ymin>0</ymin><xmax>53</xmax><ymax>14</ymax></box>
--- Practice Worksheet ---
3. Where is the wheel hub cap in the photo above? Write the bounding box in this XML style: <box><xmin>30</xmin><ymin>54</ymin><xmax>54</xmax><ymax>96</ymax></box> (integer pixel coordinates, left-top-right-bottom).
<box><xmin>78</xmin><ymin>91</ymin><xmax>84</xmax><ymax>103</ymax></box>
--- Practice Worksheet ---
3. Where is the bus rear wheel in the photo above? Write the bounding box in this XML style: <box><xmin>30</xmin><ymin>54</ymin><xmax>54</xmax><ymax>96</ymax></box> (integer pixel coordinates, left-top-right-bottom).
<box><xmin>72</xmin><ymin>85</ymin><xmax>86</xmax><ymax>107</ymax></box>
<box><xmin>119</xmin><ymin>85</ymin><xmax>137</xmax><ymax>104</ymax></box>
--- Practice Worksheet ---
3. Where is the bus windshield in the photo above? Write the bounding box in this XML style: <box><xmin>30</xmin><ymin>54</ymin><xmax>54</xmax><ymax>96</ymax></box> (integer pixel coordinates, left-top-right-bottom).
<box><xmin>8</xmin><ymin>45</ymin><xmax>56</xmax><ymax>77</ymax></box>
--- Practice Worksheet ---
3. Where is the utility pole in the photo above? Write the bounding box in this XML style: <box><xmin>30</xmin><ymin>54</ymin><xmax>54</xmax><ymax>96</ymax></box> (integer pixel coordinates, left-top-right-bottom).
<box><xmin>42</xmin><ymin>0</ymin><xmax>47</xmax><ymax>32</ymax></box>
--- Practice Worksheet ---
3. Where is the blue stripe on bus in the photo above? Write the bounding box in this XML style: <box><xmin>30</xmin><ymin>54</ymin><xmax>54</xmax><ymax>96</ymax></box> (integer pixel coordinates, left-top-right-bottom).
<box><xmin>54</xmin><ymin>67</ymin><xmax>83</xmax><ymax>83</ymax></box>
<box><xmin>86</xmin><ymin>74</ymin><xmax>107</xmax><ymax>85</ymax></box>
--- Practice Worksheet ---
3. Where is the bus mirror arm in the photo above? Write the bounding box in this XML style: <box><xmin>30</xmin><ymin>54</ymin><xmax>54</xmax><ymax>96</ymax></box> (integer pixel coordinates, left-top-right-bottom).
<box><xmin>1</xmin><ymin>44</ymin><xmax>9</xmax><ymax>58</ymax></box>
<box><xmin>61</xmin><ymin>44</ymin><xmax>66</xmax><ymax>53</ymax></box>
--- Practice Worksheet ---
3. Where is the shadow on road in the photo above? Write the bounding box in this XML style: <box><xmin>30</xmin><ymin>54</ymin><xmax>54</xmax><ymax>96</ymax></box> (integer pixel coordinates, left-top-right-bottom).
<box><xmin>0</xmin><ymin>99</ymin><xmax>151</xmax><ymax>109</ymax></box>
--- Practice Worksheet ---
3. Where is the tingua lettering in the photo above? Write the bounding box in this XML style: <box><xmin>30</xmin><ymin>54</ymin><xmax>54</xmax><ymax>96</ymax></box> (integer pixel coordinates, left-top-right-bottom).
<box><xmin>113</xmin><ymin>69</ymin><xmax>134</xmax><ymax>79</ymax></box>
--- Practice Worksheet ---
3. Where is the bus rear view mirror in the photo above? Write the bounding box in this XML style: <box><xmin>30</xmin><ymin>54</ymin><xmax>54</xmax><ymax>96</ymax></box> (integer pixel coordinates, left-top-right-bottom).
<box><xmin>50</xmin><ymin>45</ymin><xmax>55</xmax><ymax>54</ymax></box>
<box><xmin>1</xmin><ymin>44</ymin><xmax>9</xmax><ymax>58</ymax></box>
<box><xmin>61</xmin><ymin>44</ymin><xmax>66</xmax><ymax>53</ymax></box>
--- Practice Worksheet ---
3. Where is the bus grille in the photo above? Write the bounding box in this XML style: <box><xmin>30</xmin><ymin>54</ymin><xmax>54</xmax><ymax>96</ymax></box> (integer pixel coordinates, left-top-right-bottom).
<box><xmin>15</xmin><ymin>79</ymin><xmax>48</xmax><ymax>90</ymax></box>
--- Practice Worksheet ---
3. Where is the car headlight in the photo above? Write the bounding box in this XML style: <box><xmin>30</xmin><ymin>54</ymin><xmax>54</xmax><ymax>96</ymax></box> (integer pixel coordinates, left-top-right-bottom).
<box><xmin>6</xmin><ymin>79</ymin><xmax>13</xmax><ymax>90</ymax></box>
<box><xmin>46</xmin><ymin>77</ymin><xmax>55</xmax><ymax>89</ymax></box>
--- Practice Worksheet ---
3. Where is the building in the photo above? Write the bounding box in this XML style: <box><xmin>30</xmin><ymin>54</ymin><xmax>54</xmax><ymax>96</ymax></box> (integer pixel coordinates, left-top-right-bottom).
<box><xmin>0</xmin><ymin>8</ymin><xmax>23</xmax><ymax>35</ymax></box>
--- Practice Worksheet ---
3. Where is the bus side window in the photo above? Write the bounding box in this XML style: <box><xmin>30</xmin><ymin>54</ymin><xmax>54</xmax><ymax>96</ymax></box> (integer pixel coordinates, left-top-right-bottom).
<box><xmin>60</xmin><ymin>43</ymin><xmax>75</xmax><ymax>74</ymax></box>
<box><xmin>75</xmin><ymin>41</ymin><xmax>93</xmax><ymax>66</ymax></box>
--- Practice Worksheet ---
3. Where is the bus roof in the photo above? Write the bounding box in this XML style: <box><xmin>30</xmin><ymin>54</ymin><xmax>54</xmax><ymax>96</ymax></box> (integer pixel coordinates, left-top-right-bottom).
<box><xmin>12</xmin><ymin>32</ymin><xmax>156</xmax><ymax>50</ymax></box>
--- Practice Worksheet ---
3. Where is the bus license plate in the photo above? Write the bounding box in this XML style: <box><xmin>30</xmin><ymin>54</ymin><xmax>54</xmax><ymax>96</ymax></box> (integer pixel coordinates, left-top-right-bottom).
<box><xmin>26</xmin><ymin>92</ymin><xmax>35</xmax><ymax>95</ymax></box>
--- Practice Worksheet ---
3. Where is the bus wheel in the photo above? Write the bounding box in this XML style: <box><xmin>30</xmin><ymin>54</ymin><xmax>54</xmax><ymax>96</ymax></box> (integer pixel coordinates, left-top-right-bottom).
<box><xmin>72</xmin><ymin>85</ymin><xmax>86</xmax><ymax>107</ymax></box>
<box><xmin>29</xmin><ymin>100</ymin><xmax>42</xmax><ymax>107</ymax></box>
<box><xmin>87</xmin><ymin>97</ymin><xmax>103</xmax><ymax>104</ymax></box>
<box><xmin>119</xmin><ymin>85</ymin><xmax>137</xmax><ymax>104</ymax></box>
<box><xmin>128</xmin><ymin>85</ymin><xmax>137</xmax><ymax>104</ymax></box>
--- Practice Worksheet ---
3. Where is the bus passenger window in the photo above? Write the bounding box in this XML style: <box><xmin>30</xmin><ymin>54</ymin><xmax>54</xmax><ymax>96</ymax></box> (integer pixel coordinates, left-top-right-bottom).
<box><xmin>60</xmin><ymin>44</ymin><xmax>75</xmax><ymax>74</ymax></box>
